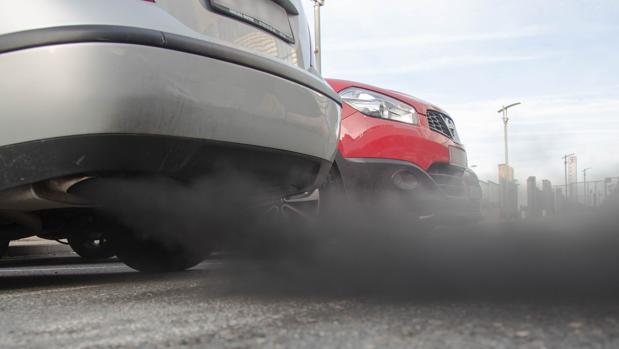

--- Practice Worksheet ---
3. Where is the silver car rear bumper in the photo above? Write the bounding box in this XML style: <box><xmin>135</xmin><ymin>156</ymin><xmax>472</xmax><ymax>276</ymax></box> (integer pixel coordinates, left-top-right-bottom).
<box><xmin>0</xmin><ymin>29</ymin><xmax>340</xmax><ymax>194</ymax></box>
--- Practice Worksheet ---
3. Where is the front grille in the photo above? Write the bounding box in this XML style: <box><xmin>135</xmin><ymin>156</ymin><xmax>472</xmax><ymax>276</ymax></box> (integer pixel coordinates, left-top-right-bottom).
<box><xmin>426</xmin><ymin>110</ymin><xmax>453</xmax><ymax>139</ymax></box>
<box><xmin>428</xmin><ymin>164</ymin><xmax>467</xmax><ymax>197</ymax></box>
<box><xmin>431</xmin><ymin>174</ymin><xmax>466</xmax><ymax>197</ymax></box>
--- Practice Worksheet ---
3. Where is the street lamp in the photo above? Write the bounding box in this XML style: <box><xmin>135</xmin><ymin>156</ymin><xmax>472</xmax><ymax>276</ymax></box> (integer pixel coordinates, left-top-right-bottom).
<box><xmin>311</xmin><ymin>0</ymin><xmax>325</xmax><ymax>73</ymax></box>
<box><xmin>497</xmin><ymin>102</ymin><xmax>521</xmax><ymax>167</ymax></box>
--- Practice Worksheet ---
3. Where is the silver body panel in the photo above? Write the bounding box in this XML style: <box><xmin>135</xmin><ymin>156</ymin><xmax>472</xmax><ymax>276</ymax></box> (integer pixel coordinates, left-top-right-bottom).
<box><xmin>0</xmin><ymin>0</ymin><xmax>201</xmax><ymax>39</ymax></box>
<box><xmin>0</xmin><ymin>0</ymin><xmax>339</xmax><ymax>161</ymax></box>
<box><xmin>0</xmin><ymin>0</ymin><xmax>340</xmax><ymax>214</ymax></box>
<box><xmin>0</xmin><ymin>0</ymin><xmax>312</xmax><ymax>70</ymax></box>
<box><xmin>0</xmin><ymin>42</ymin><xmax>339</xmax><ymax>161</ymax></box>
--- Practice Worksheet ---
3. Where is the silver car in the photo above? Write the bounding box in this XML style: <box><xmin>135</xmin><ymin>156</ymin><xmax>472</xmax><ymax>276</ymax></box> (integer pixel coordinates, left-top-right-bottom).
<box><xmin>0</xmin><ymin>0</ymin><xmax>341</xmax><ymax>271</ymax></box>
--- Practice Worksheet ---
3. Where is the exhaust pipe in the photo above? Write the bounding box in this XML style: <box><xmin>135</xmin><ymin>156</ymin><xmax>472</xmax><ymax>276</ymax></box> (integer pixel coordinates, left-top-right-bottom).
<box><xmin>0</xmin><ymin>176</ymin><xmax>93</xmax><ymax>211</ymax></box>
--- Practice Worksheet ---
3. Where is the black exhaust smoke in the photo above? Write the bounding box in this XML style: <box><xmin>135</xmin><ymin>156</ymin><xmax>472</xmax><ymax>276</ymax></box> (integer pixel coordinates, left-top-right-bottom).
<box><xmin>71</xmin><ymin>173</ymin><xmax>619</xmax><ymax>299</ymax></box>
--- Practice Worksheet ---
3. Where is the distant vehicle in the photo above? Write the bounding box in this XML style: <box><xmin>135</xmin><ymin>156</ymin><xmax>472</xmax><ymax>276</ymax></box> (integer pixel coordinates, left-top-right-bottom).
<box><xmin>326</xmin><ymin>79</ymin><xmax>481</xmax><ymax>222</ymax></box>
<box><xmin>0</xmin><ymin>0</ymin><xmax>341</xmax><ymax>270</ymax></box>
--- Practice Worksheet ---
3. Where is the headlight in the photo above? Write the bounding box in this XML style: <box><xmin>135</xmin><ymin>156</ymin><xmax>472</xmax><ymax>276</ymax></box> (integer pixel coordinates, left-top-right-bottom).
<box><xmin>339</xmin><ymin>87</ymin><xmax>419</xmax><ymax>125</ymax></box>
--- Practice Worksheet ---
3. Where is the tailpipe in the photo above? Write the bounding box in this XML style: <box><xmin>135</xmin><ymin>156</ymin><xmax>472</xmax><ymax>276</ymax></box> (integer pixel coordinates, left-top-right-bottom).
<box><xmin>0</xmin><ymin>176</ymin><xmax>94</xmax><ymax>211</ymax></box>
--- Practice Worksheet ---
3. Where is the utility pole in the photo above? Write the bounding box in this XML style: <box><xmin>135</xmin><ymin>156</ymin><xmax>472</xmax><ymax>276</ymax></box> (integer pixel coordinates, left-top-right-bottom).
<box><xmin>497</xmin><ymin>103</ymin><xmax>521</xmax><ymax>166</ymax></box>
<box><xmin>583</xmin><ymin>168</ymin><xmax>591</xmax><ymax>205</ymax></box>
<box><xmin>312</xmin><ymin>0</ymin><xmax>325</xmax><ymax>73</ymax></box>
<box><xmin>562</xmin><ymin>153</ymin><xmax>575</xmax><ymax>200</ymax></box>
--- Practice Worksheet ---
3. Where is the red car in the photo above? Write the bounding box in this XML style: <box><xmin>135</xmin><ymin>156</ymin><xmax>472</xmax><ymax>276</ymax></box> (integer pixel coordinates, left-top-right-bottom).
<box><xmin>326</xmin><ymin>79</ymin><xmax>481</xmax><ymax>221</ymax></box>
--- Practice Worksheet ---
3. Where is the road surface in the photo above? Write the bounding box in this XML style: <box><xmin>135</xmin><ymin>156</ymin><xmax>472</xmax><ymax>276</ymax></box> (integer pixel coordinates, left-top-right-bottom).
<box><xmin>2</xmin><ymin>248</ymin><xmax>619</xmax><ymax>349</ymax></box>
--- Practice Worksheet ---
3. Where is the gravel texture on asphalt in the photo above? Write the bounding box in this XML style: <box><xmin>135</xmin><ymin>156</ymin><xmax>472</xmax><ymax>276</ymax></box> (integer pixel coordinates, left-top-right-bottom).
<box><xmin>2</xmin><ymin>253</ymin><xmax>619</xmax><ymax>349</ymax></box>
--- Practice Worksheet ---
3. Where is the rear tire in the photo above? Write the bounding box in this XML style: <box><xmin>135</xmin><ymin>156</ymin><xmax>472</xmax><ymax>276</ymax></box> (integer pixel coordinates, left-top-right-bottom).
<box><xmin>109</xmin><ymin>233</ymin><xmax>210</xmax><ymax>273</ymax></box>
<box><xmin>68</xmin><ymin>236</ymin><xmax>115</xmax><ymax>260</ymax></box>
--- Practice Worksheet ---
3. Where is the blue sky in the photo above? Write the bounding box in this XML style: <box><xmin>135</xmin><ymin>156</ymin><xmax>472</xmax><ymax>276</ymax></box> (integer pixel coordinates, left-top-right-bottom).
<box><xmin>302</xmin><ymin>0</ymin><xmax>619</xmax><ymax>185</ymax></box>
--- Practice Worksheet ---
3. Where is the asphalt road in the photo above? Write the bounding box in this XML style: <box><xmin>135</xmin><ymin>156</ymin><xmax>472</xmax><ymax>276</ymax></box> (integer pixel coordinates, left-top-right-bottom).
<box><xmin>3</xmin><ymin>248</ymin><xmax>619</xmax><ymax>349</ymax></box>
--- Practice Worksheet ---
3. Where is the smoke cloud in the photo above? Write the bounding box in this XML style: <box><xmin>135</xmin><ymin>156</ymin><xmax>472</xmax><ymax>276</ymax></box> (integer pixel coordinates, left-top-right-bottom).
<box><xmin>75</xmin><ymin>173</ymin><xmax>619</xmax><ymax>299</ymax></box>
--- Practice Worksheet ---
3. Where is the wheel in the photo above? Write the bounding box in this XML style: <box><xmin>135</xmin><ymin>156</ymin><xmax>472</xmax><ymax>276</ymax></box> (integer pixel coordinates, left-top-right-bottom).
<box><xmin>108</xmin><ymin>232</ymin><xmax>210</xmax><ymax>273</ymax></box>
<box><xmin>0</xmin><ymin>239</ymin><xmax>9</xmax><ymax>258</ymax></box>
<box><xmin>68</xmin><ymin>235</ymin><xmax>115</xmax><ymax>260</ymax></box>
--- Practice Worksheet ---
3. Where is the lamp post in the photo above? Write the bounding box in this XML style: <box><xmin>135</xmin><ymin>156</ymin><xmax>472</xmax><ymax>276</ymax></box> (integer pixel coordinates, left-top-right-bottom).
<box><xmin>497</xmin><ymin>102</ymin><xmax>521</xmax><ymax>167</ymax></box>
<box><xmin>312</xmin><ymin>0</ymin><xmax>325</xmax><ymax>73</ymax></box>
<box><xmin>496</xmin><ymin>103</ymin><xmax>520</xmax><ymax>218</ymax></box>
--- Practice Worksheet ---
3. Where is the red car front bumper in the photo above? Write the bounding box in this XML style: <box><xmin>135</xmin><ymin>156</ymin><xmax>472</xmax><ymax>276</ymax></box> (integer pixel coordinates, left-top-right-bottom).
<box><xmin>333</xmin><ymin>153</ymin><xmax>482</xmax><ymax>222</ymax></box>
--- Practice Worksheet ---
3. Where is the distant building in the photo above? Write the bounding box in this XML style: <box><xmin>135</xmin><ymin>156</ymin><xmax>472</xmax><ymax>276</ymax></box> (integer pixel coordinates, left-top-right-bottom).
<box><xmin>527</xmin><ymin>176</ymin><xmax>542</xmax><ymax>218</ymax></box>
<box><xmin>541</xmin><ymin>179</ymin><xmax>555</xmax><ymax>216</ymax></box>
<box><xmin>480</xmin><ymin>180</ymin><xmax>500</xmax><ymax>206</ymax></box>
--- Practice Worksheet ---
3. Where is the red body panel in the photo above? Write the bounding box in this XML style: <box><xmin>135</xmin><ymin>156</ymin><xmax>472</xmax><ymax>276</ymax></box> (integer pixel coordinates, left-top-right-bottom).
<box><xmin>327</xmin><ymin>79</ymin><xmax>464</xmax><ymax>171</ymax></box>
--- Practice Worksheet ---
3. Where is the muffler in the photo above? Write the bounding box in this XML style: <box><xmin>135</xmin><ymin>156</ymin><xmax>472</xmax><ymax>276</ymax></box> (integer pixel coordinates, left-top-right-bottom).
<box><xmin>0</xmin><ymin>176</ymin><xmax>93</xmax><ymax>211</ymax></box>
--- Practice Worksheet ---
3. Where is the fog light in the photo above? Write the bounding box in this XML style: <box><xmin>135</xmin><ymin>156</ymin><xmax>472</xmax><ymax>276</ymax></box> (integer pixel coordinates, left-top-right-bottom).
<box><xmin>392</xmin><ymin>170</ymin><xmax>419</xmax><ymax>191</ymax></box>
